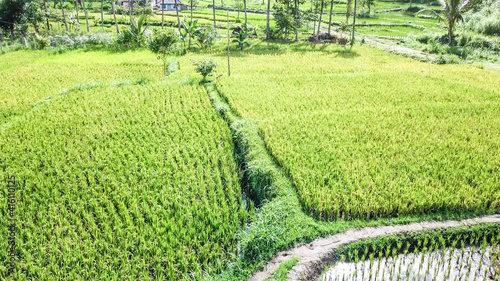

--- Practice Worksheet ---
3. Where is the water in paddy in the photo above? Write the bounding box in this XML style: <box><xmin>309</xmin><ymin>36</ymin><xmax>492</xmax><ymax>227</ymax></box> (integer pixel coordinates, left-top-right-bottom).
<box><xmin>323</xmin><ymin>245</ymin><xmax>499</xmax><ymax>281</ymax></box>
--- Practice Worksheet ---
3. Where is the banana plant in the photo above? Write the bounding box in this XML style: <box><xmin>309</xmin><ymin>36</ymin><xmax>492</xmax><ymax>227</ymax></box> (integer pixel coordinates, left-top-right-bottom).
<box><xmin>194</xmin><ymin>28</ymin><xmax>216</xmax><ymax>50</ymax></box>
<box><xmin>181</xmin><ymin>19</ymin><xmax>198</xmax><ymax>51</ymax></box>
<box><xmin>232</xmin><ymin>27</ymin><xmax>249</xmax><ymax>50</ymax></box>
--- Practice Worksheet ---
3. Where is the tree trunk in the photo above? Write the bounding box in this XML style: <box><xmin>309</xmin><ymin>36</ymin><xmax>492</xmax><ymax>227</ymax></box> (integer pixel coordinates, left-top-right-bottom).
<box><xmin>112</xmin><ymin>0</ymin><xmax>119</xmax><ymax>33</ymax></box>
<box><xmin>448</xmin><ymin>21</ymin><xmax>453</xmax><ymax>45</ymax></box>
<box><xmin>312</xmin><ymin>15</ymin><xmax>316</xmax><ymax>34</ymax></box>
<box><xmin>61</xmin><ymin>0</ymin><xmax>69</xmax><ymax>31</ymax></box>
<box><xmin>328</xmin><ymin>0</ymin><xmax>333</xmax><ymax>34</ymax></box>
<box><xmin>213</xmin><ymin>0</ymin><xmax>217</xmax><ymax>31</ymax></box>
<box><xmin>82</xmin><ymin>0</ymin><xmax>90</xmax><ymax>31</ymax></box>
<box><xmin>317</xmin><ymin>0</ymin><xmax>324</xmax><ymax>34</ymax></box>
<box><xmin>243</xmin><ymin>0</ymin><xmax>247</xmax><ymax>26</ymax></box>
<box><xmin>163</xmin><ymin>51</ymin><xmax>166</xmax><ymax>76</ymax></box>
<box><xmin>175</xmin><ymin>2</ymin><xmax>181</xmax><ymax>33</ymax></box>
<box><xmin>190</xmin><ymin>0</ymin><xmax>193</xmax><ymax>22</ymax></box>
<box><xmin>346</xmin><ymin>0</ymin><xmax>351</xmax><ymax>23</ymax></box>
<box><xmin>227</xmin><ymin>10</ymin><xmax>230</xmax><ymax>76</ymax></box>
<box><xmin>130</xmin><ymin>0</ymin><xmax>133</xmax><ymax>28</ymax></box>
<box><xmin>350</xmin><ymin>0</ymin><xmax>357</xmax><ymax>46</ymax></box>
<box><xmin>162</xmin><ymin>0</ymin><xmax>165</xmax><ymax>29</ymax></box>
<box><xmin>294</xmin><ymin>0</ymin><xmax>298</xmax><ymax>40</ymax></box>
<box><xmin>101</xmin><ymin>0</ymin><xmax>104</xmax><ymax>29</ymax></box>
<box><xmin>266</xmin><ymin>0</ymin><xmax>270</xmax><ymax>39</ymax></box>
<box><xmin>43</xmin><ymin>0</ymin><xmax>50</xmax><ymax>30</ymax></box>
<box><xmin>21</xmin><ymin>34</ymin><xmax>28</xmax><ymax>46</ymax></box>
<box><xmin>75</xmin><ymin>0</ymin><xmax>80</xmax><ymax>31</ymax></box>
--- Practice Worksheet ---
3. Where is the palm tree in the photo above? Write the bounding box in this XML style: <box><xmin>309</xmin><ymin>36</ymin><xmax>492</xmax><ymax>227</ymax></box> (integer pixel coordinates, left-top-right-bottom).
<box><xmin>82</xmin><ymin>0</ymin><xmax>90</xmax><ymax>31</ymax></box>
<box><xmin>212</xmin><ymin>0</ymin><xmax>217</xmax><ymax>31</ymax></box>
<box><xmin>175</xmin><ymin>1</ymin><xmax>181</xmax><ymax>33</ymax></box>
<box><xmin>317</xmin><ymin>0</ymin><xmax>324</xmax><ymax>34</ymax></box>
<box><xmin>60</xmin><ymin>0</ymin><xmax>69</xmax><ymax>31</ymax></box>
<box><xmin>417</xmin><ymin>0</ymin><xmax>469</xmax><ymax>45</ymax></box>
<box><xmin>162</xmin><ymin>0</ymin><xmax>165</xmax><ymax>29</ymax></box>
<box><xmin>327</xmin><ymin>0</ymin><xmax>333</xmax><ymax>34</ymax></box>
<box><xmin>243</xmin><ymin>0</ymin><xmax>247</xmax><ymax>26</ymax></box>
<box><xmin>43</xmin><ymin>0</ymin><xmax>50</xmax><ymax>30</ymax></box>
<box><xmin>266</xmin><ymin>0</ymin><xmax>270</xmax><ymax>39</ymax></box>
<box><xmin>100</xmin><ymin>0</ymin><xmax>104</xmax><ymax>29</ymax></box>
<box><xmin>75</xmin><ymin>0</ymin><xmax>80</xmax><ymax>30</ymax></box>
<box><xmin>294</xmin><ymin>0</ymin><xmax>298</xmax><ymax>40</ymax></box>
<box><xmin>129</xmin><ymin>0</ymin><xmax>134</xmax><ymax>28</ymax></box>
<box><xmin>350</xmin><ymin>0</ymin><xmax>357</xmax><ymax>46</ymax></box>
<box><xmin>111</xmin><ymin>0</ymin><xmax>119</xmax><ymax>33</ymax></box>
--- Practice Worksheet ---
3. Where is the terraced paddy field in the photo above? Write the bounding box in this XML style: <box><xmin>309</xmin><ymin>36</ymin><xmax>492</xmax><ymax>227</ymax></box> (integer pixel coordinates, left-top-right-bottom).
<box><xmin>0</xmin><ymin>51</ymin><xmax>242</xmax><ymax>279</ymax></box>
<box><xmin>216</xmin><ymin>44</ymin><xmax>500</xmax><ymax>220</ymax></box>
<box><xmin>1</xmin><ymin>41</ymin><xmax>499</xmax><ymax>280</ymax></box>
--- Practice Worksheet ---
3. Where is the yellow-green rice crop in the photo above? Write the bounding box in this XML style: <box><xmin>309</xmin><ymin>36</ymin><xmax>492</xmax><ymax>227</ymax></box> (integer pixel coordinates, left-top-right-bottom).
<box><xmin>0</xmin><ymin>51</ymin><xmax>241</xmax><ymax>279</ymax></box>
<box><xmin>217</xmin><ymin>44</ymin><xmax>500</xmax><ymax>220</ymax></box>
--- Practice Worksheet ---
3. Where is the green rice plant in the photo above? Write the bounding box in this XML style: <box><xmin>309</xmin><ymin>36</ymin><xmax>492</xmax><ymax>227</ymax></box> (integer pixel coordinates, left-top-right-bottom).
<box><xmin>324</xmin><ymin>225</ymin><xmax>500</xmax><ymax>281</ymax></box>
<box><xmin>0</xmin><ymin>51</ymin><xmax>242</xmax><ymax>280</ymax></box>
<box><xmin>216</xmin><ymin>44</ymin><xmax>500</xmax><ymax>220</ymax></box>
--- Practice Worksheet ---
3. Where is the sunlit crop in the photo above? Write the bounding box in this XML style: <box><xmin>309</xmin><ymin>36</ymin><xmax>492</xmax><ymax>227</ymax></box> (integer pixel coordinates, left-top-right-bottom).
<box><xmin>0</xmin><ymin>51</ymin><xmax>242</xmax><ymax>279</ymax></box>
<box><xmin>218</xmin><ymin>45</ymin><xmax>500</xmax><ymax>220</ymax></box>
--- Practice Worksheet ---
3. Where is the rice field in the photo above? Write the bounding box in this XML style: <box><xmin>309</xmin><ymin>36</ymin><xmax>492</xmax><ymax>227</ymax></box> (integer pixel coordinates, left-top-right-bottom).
<box><xmin>323</xmin><ymin>227</ymin><xmax>500</xmax><ymax>281</ymax></box>
<box><xmin>0</xmin><ymin>51</ymin><xmax>242</xmax><ymax>279</ymax></box>
<box><xmin>217</xmin><ymin>45</ymin><xmax>500</xmax><ymax>220</ymax></box>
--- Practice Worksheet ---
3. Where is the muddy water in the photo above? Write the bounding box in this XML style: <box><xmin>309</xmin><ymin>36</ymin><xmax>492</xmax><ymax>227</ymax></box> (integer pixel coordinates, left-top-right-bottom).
<box><xmin>323</xmin><ymin>246</ymin><xmax>499</xmax><ymax>281</ymax></box>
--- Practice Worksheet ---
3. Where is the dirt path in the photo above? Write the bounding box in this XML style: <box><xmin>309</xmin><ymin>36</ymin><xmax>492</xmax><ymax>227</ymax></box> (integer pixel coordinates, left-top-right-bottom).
<box><xmin>247</xmin><ymin>214</ymin><xmax>500</xmax><ymax>281</ymax></box>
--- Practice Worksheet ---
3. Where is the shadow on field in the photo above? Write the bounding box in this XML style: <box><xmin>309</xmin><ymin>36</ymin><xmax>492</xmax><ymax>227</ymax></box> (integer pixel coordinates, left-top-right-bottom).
<box><xmin>209</xmin><ymin>40</ymin><xmax>360</xmax><ymax>58</ymax></box>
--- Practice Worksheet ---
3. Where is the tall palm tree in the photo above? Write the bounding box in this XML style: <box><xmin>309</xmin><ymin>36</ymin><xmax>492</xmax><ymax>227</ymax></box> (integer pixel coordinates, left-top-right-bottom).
<box><xmin>129</xmin><ymin>0</ymin><xmax>134</xmax><ymax>28</ymax></box>
<box><xmin>417</xmin><ymin>0</ymin><xmax>469</xmax><ymax>45</ymax></box>
<box><xmin>111</xmin><ymin>0</ymin><xmax>119</xmax><ymax>33</ymax></box>
<box><xmin>162</xmin><ymin>0</ymin><xmax>165</xmax><ymax>29</ymax></box>
<box><xmin>327</xmin><ymin>0</ymin><xmax>333</xmax><ymax>34</ymax></box>
<box><xmin>294</xmin><ymin>0</ymin><xmax>298</xmax><ymax>40</ymax></box>
<box><xmin>43</xmin><ymin>0</ymin><xmax>50</xmax><ymax>30</ymax></box>
<box><xmin>266</xmin><ymin>0</ymin><xmax>270</xmax><ymax>38</ymax></box>
<box><xmin>75</xmin><ymin>0</ymin><xmax>80</xmax><ymax>30</ymax></box>
<box><xmin>175</xmin><ymin>1</ymin><xmax>181</xmax><ymax>33</ymax></box>
<box><xmin>350</xmin><ymin>0</ymin><xmax>357</xmax><ymax>46</ymax></box>
<box><xmin>243</xmin><ymin>0</ymin><xmax>247</xmax><ymax>26</ymax></box>
<box><xmin>60</xmin><ymin>0</ymin><xmax>69</xmax><ymax>31</ymax></box>
<box><xmin>100</xmin><ymin>0</ymin><xmax>104</xmax><ymax>29</ymax></box>
<box><xmin>212</xmin><ymin>0</ymin><xmax>217</xmax><ymax>31</ymax></box>
<box><xmin>82</xmin><ymin>0</ymin><xmax>90</xmax><ymax>31</ymax></box>
<box><xmin>317</xmin><ymin>0</ymin><xmax>324</xmax><ymax>34</ymax></box>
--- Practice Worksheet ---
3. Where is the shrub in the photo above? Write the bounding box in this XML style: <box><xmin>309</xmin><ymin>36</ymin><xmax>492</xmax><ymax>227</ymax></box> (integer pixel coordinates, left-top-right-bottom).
<box><xmin>192</xmin><ymin>58</ymin><xmax>217</xmax><ymax>81</ymax></box>
<box><xmin>433</xmin><ymin>53</ymin><xmax>461</xmax><ymax>64</ymax></box>
<box><xmin>148</xmin><ymin>30</ymin><xmax>179</xmax><ymax>76</ymax></box>
<box><xmin>33</xmin><ymin>33</ymin><xmax>51</xmax><ymax>50</ymax></box>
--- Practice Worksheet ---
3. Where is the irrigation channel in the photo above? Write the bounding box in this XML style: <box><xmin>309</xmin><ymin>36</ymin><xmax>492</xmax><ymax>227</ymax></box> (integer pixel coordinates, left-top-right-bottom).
<box><xmin>247</xmin><ymin>215</ymin><xmax>500</xmax><ymax>281</ymax></box>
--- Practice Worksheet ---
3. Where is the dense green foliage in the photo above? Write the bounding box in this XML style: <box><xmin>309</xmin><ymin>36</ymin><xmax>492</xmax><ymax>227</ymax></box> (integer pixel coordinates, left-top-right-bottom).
<box><xmin>217</xmin><ymin>45</ymin><xmax>500</xmax><ymax>220</ymax></box>
<box><xmin>0</xmin><ymin>51</ymin><xmax>242</xmax><ymax>280</ymax></box>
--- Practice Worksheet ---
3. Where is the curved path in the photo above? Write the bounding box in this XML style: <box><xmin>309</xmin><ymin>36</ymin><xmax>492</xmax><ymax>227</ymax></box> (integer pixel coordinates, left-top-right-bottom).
<box><xmin>247</xmin><ymin>214</ymin><xmax>500</xmax><ymax>281</ymax></box>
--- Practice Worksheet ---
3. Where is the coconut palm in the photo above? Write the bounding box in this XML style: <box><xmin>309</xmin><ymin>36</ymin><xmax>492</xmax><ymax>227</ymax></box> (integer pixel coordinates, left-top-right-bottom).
<box><xmin>266</xmin><ymin>0</ymin><xmax>270</xmax><ymax>38</ymax></box>
<box><xmin>111</xmin><ymin>0</ymin><xmax>119</xmax><ymax>33</ymax></box>
<box><xmin>82</xmin><ymin>0</ymin><xmax>89</xmax><ymax>32</ymax></box>
<box><xmin>417</xmin><ymin>0</ymin><xmax>470</xmax><ymax>45</ymax></box>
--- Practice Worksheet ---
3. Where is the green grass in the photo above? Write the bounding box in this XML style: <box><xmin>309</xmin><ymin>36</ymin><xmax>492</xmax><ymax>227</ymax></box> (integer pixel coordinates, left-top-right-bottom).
<box><xmin>265</xmin><ymin>257</ymin><xmax>299</xmax><ymax>281</ymax></box>
<box><xmin>0</xmin><ymin>50</ymin><xmax>242</xmax><ymax>280</ymax></box>
<box><xmin>215</xmin><ymin>41</ymin><xmax>500</xmax><ymax>220</ymax></box>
